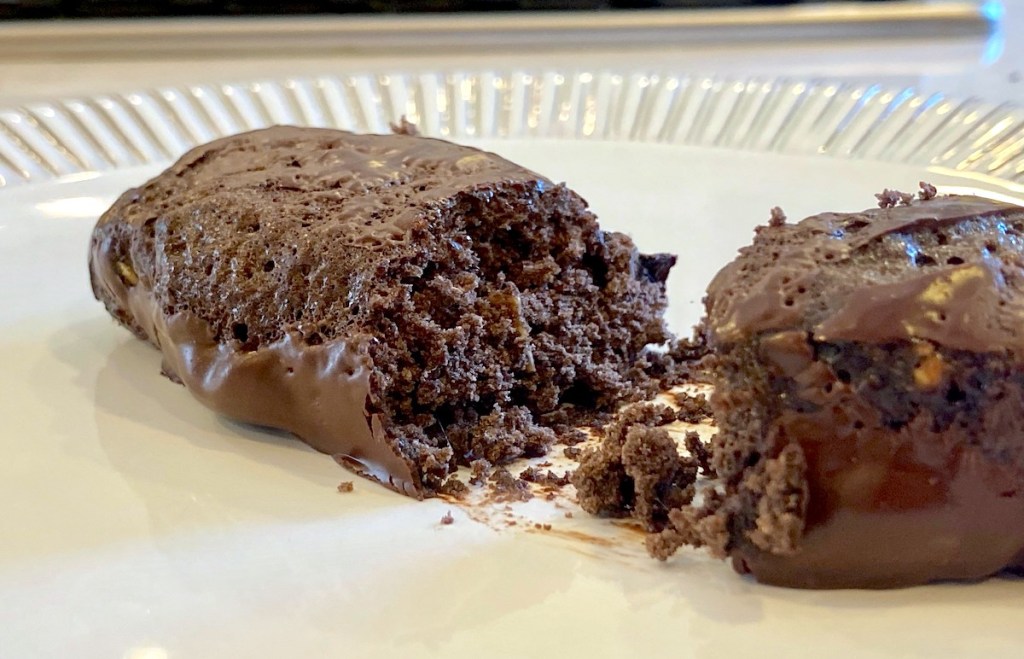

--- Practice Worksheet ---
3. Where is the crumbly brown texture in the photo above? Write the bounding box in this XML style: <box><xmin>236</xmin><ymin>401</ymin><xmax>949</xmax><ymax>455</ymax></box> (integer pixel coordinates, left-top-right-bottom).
<box><xmin>672</xmin><ymin>390</ymin><xmax>713</xmax><ymax>424</ymax></box>
<box><xmin>573</xmin><ymin>402</ymin><xmax>701</xmax><ymax>530</ymax></box>
<box><xmin>519</xmin><ymin>466</ymin><xmax>572</xmax><ymax>487</ymax></box>
<box><xmin>390</xmin><ymin>116</ymin><xmax>420</xmax><ymax>136</ymax></box>
<box><xmin>632</xmin><ymin>334</ymin><xmax>712</xmax><ymax>389</ymax></box>
<box><xmin>649</xmin><ymin>188</ymin><xmax>1024</xmax><ymax>588</ymax></box>
<box><xmin>89</xmin><ymin>126</ymin><xmax>677</xmax><ymax>498</ymax></box>
<box><xmin>337</xmin><ymin>481</ymin><xmax>354</xmax><ymax>493</ymax></box>
<box><xmin>488</xmin><ymin>467</ymin><xmax>534</xmax><ymax>502</ymax></box>
<box><xmin>440</xmin><ymin>511</ymin><xmax>455</xmax><ymax>525</ymax></box>
<box><xmin>468</xmin><ymin>458</ymin><xmax>492</xmax><ymax>486</ymax></box>
<box><xmin>683</xmin><ymin>431</ymin><xmax>714</xmax><ymax>476</ymax></box>
<box><xmin>436</xmin><ymin>477</ymin><xmax>469</xmax><ymax>500</ymax></box>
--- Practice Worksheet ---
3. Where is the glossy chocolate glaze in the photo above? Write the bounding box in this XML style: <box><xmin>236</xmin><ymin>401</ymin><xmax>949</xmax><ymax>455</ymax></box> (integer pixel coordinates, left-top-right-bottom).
<box><xmin>706</xmin><ymin>194</ymin><xmax>1024</xmax><ymax>588</ymax></box>
<box><xmin>93</xmin><ymin>228</ymin><xmax>422</xmax><ymax>495</ymax></box>
<box><xmin>734</xmin><ymin>329</ymin><xmax>1024</xmax><ymax>588</ymax></box>
<box><xmin>707</xmin><ymin>195</ymin><xmax>1024</xmax><ymax>348</ymax></box>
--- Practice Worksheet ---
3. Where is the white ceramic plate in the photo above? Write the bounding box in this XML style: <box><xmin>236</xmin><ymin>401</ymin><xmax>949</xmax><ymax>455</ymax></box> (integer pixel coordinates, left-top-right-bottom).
<box><xmin>3</xmin><ymin>71</ymin><xmax>1024</xmax><ymax>659</ymax></box>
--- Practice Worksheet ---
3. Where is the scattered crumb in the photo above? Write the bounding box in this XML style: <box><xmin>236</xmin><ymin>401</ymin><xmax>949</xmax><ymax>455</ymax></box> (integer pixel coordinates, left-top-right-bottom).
<box><xmin>875</xmin><ymin>188</ymin><xmax>904</xmax><ymax>208</ymax></box>
<box><xmin>519</xmin><ymin>466</ymin><xmax>572</xmax><ymax>487</ymax></box>
<box><xmin>657</xmin><ymin>334</ymin><xmax>713</xmax><ymax>387</ymax></box>
<box><xmin>440</xmin><ymin>510</ymin><xmax>455</xmax><ymax>525</ymax></box>
<box><xmin>469</xmin><ymin>458</ymin><xmax>493</xmax><ymax>486</ymax></box>
<box><xmin>489</xmin><ymin>467</ymin><xmax>534</xmax><ymax>502</ymax></box>
<box><xmin>672</xmin><ymin>390</ymin><xmax>714</xmax><ymax>424</ymax></box>
<box><xmin>437</xmin><ymin>476</ymin><xmax>469</xmax><ymax>499</ymax></box>
<box><xmin>875</xmin><ymin>184</ymin><xmax>940</xmax><ymax>209</ymax></box>
<box><xmin>768</xmin><ymin>206</ymin><xmax>787</xmax><ymax>227</ymax></box>
<box><xmin>389</xmin><ymin>116</ymin><xmax>420</xmax><ymax>136</ymax></box>
<box><xmin>573</xmin><ymin>402</ymin><xmax>700</xmax><ymax>529</ymax></box>
<box><xmin>685</xmin><ymin>431</ymin><xmax>716</xmax><ymax>476</ymax></box>
<box><xmin>337</xmin><ymin>481</ymin><xmax>354</xmax><ymax>493</ymax></box>
<box><xmin>559</xmin><ymin>428</ymin><xmax>590</xmax><ymax>446</ymax></box>
<box><xmin>563</xmin><ymin>445</ymin><xmax>583</xmax><ymax>460</ymax></box>
<box><xmin>564</xmin><ymin>511</ymin><xmax>574</xmax><ymax>518</ymax></box>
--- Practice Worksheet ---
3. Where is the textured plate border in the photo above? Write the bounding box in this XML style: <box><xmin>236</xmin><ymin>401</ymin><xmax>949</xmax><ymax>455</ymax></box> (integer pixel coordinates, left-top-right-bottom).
<box><xmin>2</xmin><ymin>70</ymin><xmax>1024</xmax><ymax>189</ymax></box>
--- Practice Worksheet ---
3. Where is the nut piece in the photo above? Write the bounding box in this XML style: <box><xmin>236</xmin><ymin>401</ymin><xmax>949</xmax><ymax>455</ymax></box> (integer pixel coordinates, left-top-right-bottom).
<box><xmin>912</xmin><ymin>342</ymin><xmax>946</xmax><ymax>390</ymax></box>
<box><xmin>115</xmin><ymin>261</ymin><xmax>138</xmax><ymax>286</ymax></box>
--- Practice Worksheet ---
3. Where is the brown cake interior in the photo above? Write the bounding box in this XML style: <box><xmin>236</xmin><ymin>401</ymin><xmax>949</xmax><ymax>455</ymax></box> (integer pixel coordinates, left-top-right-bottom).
<box><xmin>359</xmin><ymin>183</ymin><xmax>674</xmax><ymax>491</ymax></box>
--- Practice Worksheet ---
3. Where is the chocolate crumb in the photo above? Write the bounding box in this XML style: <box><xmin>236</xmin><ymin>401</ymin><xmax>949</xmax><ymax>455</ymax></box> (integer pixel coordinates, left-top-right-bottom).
<box><xmin>437</xmin><ymin>476</ymin><xmax>469</xmax><ymax>499</ymax></box>
<box><xmin>543</xmin><ymin>523</ymin><xmax>552</xmax><ymax>531</ymax></box>
<box><xmin>652</xmin><ymin>334</ymin><xmax>714</xmax><ymax>387</ymax></box>
<box><xmin>389</xmin><ymin>116</ymin><xmax>420</xmax><ymax>136</ymax></box>
<box><xmin>337</xmin><ymin>481</ymin><xmax>354</xmax><ymax>493</ymax></box>
<box><xmin>672</xmin><ymin>390</ymin><xmax>713</xmax><ymax>424</ymax></box>
<box><xmin>440</xmin><ymin>510</ymin><xmax>455</xmax><ymax>525</ymax></box>
<box><xmin>647</xmin><ymin>491</ymin><xmax>730</xmax><ymax>561</ymax></box>
<box><xmin>520</xmin><ymin>466</ymin><xmax>542</xmax><ymax>482</ymax></box>
<box><xmin>564</xmin><ymin>511</ymin><xmax>574</xmax><ymax>518</ymax></box>
<box><xmin>469</xmin><ymin>458</ymin><xmax>493</xmax><ymax>486</ymax></box>
<box><xmin>743</xmin><ymin>443</ymin><xmax>808</xmax><ymax>554</ymax></box>
<box><xmin>684</xmin><ymin>431</ymin><xmax>715</xmax><ymax>477</ymax></box>
<box><xmin>520</xmin><ymin>466</ymin><xmax>572</xmax><ymax>487</ymax></box>
<box><xmin>573</xmin><ymin>402</ymin><xmax>698</xmax><ymax>529</ymax></box>
<box><xmin>489</xmin><ymin>467</ymin><xmax>534</xmax><ymax>502</ymax></box>
<box><xmin>918</xmin><ymin>181</ymin><xmax>938</xmax><ymax>200</ymax></box>
<box><xmin>563</xmin><ymin>445</ymin><xmax>583</xmax><ymax>460</ymax></box>
<box><xmin>875</xmin><ymin>188</ymin><xmax>904</xmax><ymax>209</ymax></box>
<box><xmin>560</xmin><ymin>428</ymin><xmax>590</xmax><ymax>446</ymax></box>
<box><xmin>768</xmin><ymin>206</ymin><xmax>787</xmax><ymax>227</ymax></box>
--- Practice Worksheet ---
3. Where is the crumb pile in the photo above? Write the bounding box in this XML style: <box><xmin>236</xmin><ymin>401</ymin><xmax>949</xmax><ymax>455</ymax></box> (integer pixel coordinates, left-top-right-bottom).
<box><xmin>89</xmin><ymin>126</ymin><xmax>678</xmax><ymax>498</ymax></box>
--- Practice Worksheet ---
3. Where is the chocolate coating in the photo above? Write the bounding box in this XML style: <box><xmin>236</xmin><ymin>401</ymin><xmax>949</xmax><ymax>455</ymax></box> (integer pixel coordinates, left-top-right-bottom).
<box><xmin>707</xmin><ymin>195</ymin><xmax>1024</xmax><ymax>348</ymax></box>
<box><xmin>704</xmin><ymin>193</ymin><xmax>1024</xmax><ymax>588</ymax></box>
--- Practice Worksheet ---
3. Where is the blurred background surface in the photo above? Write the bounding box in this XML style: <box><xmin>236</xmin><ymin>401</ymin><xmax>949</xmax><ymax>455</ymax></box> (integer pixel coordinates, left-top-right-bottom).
<box><xmin>0</xmin><ymin>1</ymin><xmax>1017</xmax><ymax>113</ymax></box>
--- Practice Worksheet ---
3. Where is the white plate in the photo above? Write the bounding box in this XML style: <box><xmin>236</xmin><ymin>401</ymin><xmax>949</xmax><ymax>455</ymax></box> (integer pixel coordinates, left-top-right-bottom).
<box><xmin>3</xmin><ymin>71</ymin><xmax>1024</xmax><ymax>659</ymax></box>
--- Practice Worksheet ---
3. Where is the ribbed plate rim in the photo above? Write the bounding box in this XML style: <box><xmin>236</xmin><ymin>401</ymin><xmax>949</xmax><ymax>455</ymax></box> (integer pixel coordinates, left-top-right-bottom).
<box><xmin>1</xmin><ymin>68</ymin><xmax>1023</xmax><ymax>191</ymax></box>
